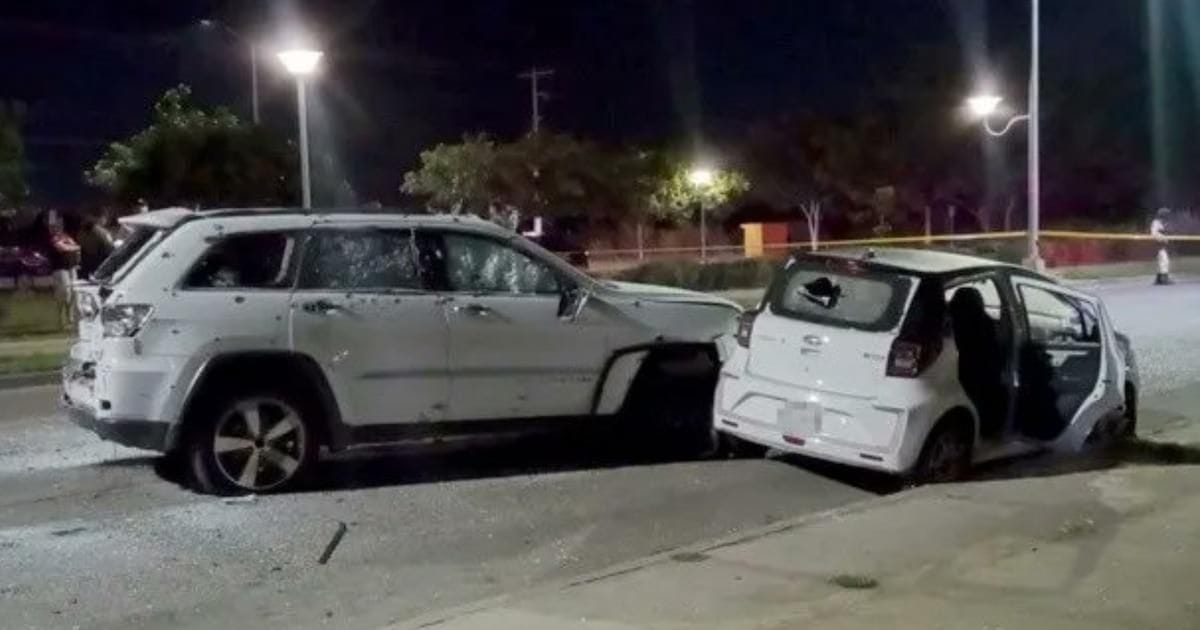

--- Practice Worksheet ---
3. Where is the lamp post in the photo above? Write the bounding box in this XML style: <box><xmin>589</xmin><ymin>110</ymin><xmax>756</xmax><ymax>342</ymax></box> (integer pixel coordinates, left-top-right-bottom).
<box><xmin>965</xmin><ymin>0</ymin><xmax>1043</xmax><ymax>271</ymax></box>
<box><xmin>199</xmin><ymin>19</ymin><xmax>260</xmax><ymax>125</ymax></box>
<box><xmin>277</xmin><ymin>49</ymin><xmax>323</xmax><ymax>209</ymax></box>
<box><xmin>687</xmin><ymin>167</ymin><xmax>715</xmax><ymax>262</ymax></box>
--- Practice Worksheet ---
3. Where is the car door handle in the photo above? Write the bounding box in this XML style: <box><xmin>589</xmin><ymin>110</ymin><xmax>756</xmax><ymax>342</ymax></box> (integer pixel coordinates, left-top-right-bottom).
<box><xmin>452</xmin><ymin>303</ymin><xmax>492</xmax><ymax>317</ymax></box>
<box><xmin>301</xmin><ymin>299</ymin><xmax>344</xmax><ymax>315</ymax></box>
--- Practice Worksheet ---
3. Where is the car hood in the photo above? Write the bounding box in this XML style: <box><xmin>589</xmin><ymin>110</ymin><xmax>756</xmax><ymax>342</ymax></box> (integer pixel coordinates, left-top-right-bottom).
<box><xmin>598</xmin><ymin>281</ymin><xmax>741</xmax><ymax>310</ymax></box>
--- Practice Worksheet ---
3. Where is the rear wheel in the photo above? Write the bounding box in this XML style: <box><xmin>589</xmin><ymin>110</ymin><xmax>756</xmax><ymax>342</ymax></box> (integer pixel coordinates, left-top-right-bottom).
<box><xmin>910</xmin><ymin>418</ymin><xmax>973</xmax><ymax>485</ymax></box>
<box><xmin>186</xmin><ymin>388</ymin><xmax>319</xmax><ymax>495</ymax></box>
<box><xmin>713</xmin><ymin>430</ymin><xmax>769</xmax><ymax>459</ymax></box>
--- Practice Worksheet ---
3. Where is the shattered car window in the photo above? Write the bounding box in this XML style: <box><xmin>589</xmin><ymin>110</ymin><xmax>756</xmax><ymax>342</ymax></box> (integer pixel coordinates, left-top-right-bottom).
<box><xmin>184</xmin><ymin>232</ymin><xmax>296</xmax><ymax>289</ymax></box>
<box><xmin>299</xmin><ymin>230</ymin><xmax>422</xmax><ymax>291</ymax></box>
<box><xmin>770</xmin><ymin>262</ymin><xmax>913</xmax><ymax>332</ymax></box>
<box><xmin>442</xmin><ymin>233</ymin><xmax>560</xmax><ymax>295</ymax></box>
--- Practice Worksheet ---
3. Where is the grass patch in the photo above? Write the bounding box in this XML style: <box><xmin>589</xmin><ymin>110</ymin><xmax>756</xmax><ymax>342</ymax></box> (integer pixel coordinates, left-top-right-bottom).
<box><xmin>829</xmin><ymin>573</ymin><xmax>879</xmax><ymax>590</ymax></box>
<box><xmin>0</xmin><ymin>290</ymin><xmax>66</xmax><ymax>338</ymax></box>
<box><xmin>0</xmin><ymin>351</ymin><xmax>66</xmax><ymax>376</ymax></box>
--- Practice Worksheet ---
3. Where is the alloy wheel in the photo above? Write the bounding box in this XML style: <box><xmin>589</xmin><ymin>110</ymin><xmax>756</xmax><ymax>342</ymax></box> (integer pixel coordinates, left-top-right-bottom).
<box><xmin>211</xmin><ymin>398</ymin><xmax>307</xmax><ymax>492</ymax></box>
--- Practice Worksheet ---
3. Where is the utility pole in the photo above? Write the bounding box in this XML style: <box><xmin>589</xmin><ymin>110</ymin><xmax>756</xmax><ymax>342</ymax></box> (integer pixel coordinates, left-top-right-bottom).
<box><xmin>517</xmin><ymin>67</ymin><xmax>554</xmax><ymax>133</ymax></box>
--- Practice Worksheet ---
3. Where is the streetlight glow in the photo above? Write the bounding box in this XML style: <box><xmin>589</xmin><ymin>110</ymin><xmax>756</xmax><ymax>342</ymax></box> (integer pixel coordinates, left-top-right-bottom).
<box><xmin>687</xmin><ymin>167</ymin><xmax>715</xmax><ymax>188</ymax></box>
<box><xmin>966</xmin><ymin>94</ymin><xmax>1003</xmax><ymax>118</ymax></box>
<box><xmin>277</xmin><ymin>47</ymin><xmax>324</xmax><ymax>209</ymax></box>
<box><xmin>277</xmin><ymin>49</ymin><xmax>323</xmax><ymax>76</ymax></box>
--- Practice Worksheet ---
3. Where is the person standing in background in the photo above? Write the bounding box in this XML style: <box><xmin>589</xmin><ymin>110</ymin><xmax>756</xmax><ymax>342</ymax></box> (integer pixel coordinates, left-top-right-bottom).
<box><xmin>77</xmin><ymin>210</ymin><xmax>115</xmax><ymax>278</ymax></box>
<box><xmin>1151</xmin><ymin>207</ymin><xmax>1171</xmax><ymax>285</ymax></box>
<box><xmin>42</xmin><ymin>209</ymin><xmax>81</xmax><ymax>328</ymax></box>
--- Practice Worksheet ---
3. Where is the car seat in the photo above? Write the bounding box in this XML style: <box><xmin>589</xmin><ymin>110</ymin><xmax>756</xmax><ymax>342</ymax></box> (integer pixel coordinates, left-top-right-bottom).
<box><xmin>949</xmin><ymin>287</ymin><xmax>1006</xmax><ymax>438</ymax></box>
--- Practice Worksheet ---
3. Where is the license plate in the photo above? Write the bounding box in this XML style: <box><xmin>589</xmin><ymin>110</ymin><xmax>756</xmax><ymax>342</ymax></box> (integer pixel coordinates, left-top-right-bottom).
<box><xmin>778</xmin><ymin>401</ymin><xmax>820</xmax><ymax>438</ymax></box>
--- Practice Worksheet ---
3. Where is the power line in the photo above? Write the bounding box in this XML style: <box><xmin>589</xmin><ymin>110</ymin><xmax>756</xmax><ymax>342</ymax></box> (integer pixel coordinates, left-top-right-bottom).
<box><xmin>517</xmin><ymin>67</ymin><xmax>554</xmax><ymax>133</ymax></box>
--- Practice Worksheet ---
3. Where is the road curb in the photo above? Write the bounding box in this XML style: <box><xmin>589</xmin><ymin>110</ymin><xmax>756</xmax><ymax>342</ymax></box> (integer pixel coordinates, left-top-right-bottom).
<box><xmin>0</xmin><ymin>371</ymin><xmax>58</xmax><ymax>390</ymax></box>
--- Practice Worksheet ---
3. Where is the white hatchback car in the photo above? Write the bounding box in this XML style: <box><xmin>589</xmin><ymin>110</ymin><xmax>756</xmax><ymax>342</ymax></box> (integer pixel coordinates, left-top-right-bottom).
<box><xmin>714</xmin><ymin>248</ymin><xmax>1139</xmax><ymax>483</ymax></box>
<box><xmin>63</xmin><ymin>208</ymin><xmax>740</xmax><ymax>494</ymax></box>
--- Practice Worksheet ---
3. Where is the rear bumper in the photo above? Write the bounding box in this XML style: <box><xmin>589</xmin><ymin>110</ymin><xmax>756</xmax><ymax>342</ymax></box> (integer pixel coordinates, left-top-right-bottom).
<box><xmin>712</xmin><ymin>369</ymin><xmax>936</xmax><ymax>474</ymax></box>
<box><xmin>61</xmin><ymin>344</ymin><xmax>176</xmax><ymax>452</ymax></box>
<box><xmin>61</xmin><ymin>401</ymin><xmax>170</xmax><ymax>451</ymax></box>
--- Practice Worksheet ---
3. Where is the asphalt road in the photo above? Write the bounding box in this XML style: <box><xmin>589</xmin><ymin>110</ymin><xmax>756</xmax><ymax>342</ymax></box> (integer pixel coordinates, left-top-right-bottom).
<box><xmin>1</xmin><ymin>277</ymin><xmax>1197</xmax><ymax>630</ymax></box>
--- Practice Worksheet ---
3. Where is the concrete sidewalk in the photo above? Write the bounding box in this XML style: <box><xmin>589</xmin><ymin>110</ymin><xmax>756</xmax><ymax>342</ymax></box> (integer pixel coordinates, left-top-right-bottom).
<box><xmin>397</xmin><ymin>433</ymin><xmax>1200</xmax><ymax>629</ymax></box>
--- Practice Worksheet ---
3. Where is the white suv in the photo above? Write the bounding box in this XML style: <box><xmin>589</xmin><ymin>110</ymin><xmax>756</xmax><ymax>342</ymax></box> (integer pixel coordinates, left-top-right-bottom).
<box><xmin>714</xmin><ymin>248</ymin><xmax>1139</xmax><ymax>483</ymax></box>
<box><xmin>63</xmin><ymin>208</ymin><xmax>740</xmax><ymax>494</ymax></box>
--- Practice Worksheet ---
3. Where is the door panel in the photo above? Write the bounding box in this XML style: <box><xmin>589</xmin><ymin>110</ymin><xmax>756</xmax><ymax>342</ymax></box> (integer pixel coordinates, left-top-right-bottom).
<box><xmin>1012</xmin><ymin>279</ymin><xmax>1106</xmax><ymax>442</ymax></box>
<box><xmin>424</xmin><ymin>230</ymin><xmax>609</xmax><ymax>420</ymax></box>
<box><xmin>288</xmin><ymin>229</ymin><xmax>449</xmax><ymax>425</ymax></box>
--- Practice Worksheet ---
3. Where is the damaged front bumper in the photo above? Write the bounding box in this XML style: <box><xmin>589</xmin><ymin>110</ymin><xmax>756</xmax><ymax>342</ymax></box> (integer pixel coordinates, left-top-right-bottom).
<box><xmin>61</xmin><ymin>357</ymin><xmax>172</xmax><ymax>452</ymax></box>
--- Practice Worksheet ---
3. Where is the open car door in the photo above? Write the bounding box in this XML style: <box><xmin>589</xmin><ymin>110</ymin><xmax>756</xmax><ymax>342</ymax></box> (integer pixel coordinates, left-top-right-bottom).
<box><xmin>1010</xmin><ymin>276</ymin><xmax>1122</xmax><ymax>450</ymax></box>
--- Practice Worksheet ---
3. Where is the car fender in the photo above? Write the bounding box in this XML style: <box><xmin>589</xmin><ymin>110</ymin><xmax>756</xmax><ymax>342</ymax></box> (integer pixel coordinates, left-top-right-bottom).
<box><xmin>167</xmin><ymin>347</ymin><xmax>346</xmax><ymax>450</ymax></box>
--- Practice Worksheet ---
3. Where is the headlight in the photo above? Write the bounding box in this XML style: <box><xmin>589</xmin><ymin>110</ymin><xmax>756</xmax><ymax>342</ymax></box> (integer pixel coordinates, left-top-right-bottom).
<box><xmin>101</xmin><ymin>304</ymin><xmax>154</xmax><ymax>337</ymax></box>
<box><xmin>76</xmin><ymin>293</ymin><xmax>99</xmax><ymax>320</ymax></box>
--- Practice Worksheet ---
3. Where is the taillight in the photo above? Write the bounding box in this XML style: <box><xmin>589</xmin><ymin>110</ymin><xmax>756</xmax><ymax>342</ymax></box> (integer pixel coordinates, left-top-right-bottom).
<box><xmin>886</xmin><ymin>337</ymin><xmax>942</xmax><ymax>378</ymax></box>
<box><xmin>735</xmin><ymin>311</ymin><xmax>757</xmax><ymax>348</ymax></box>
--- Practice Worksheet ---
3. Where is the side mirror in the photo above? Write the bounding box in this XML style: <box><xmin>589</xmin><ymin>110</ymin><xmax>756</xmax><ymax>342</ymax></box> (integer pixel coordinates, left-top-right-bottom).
<box><xmin>558</xmin><ymin>285</ymin><xmax>591</xmax><ymax>321</ymax></box>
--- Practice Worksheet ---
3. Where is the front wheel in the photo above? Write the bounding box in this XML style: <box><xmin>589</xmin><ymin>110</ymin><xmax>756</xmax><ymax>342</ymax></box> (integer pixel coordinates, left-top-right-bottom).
<box><xmin>186</xmin><ymin>389</ymin><xmax>319</xmax><ymax>495</ymax></box>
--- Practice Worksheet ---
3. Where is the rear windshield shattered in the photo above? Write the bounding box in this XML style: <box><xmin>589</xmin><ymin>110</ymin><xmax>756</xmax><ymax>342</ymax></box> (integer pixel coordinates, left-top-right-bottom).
<box><xmin>92</xmin><ymin>226</ymin><xmax>163</xmax><ymax>283</ymax></box>
<box><xmin>768</xmin><ymin>260</ymin><xmax>915</xmax><ymax>332</ymax></box>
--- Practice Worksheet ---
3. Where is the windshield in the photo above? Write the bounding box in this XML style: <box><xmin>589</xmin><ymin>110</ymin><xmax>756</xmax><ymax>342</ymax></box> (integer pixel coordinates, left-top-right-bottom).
<box><xmin>768</xmin><ymin>260</ymin><xmax>915</xmax><ymax>332</ymax></box>
<box><xmin>91</xmin><ymin>226</ymin><xmax>163</xmax><ymax>284</ymax></box>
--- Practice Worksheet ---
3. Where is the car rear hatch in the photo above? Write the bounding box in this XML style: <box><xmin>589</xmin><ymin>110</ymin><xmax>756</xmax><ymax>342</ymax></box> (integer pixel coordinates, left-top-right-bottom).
<box><xmin>746</xmin><ymin>257</ymin><xmax>919</xmax><ymax>396</ymax></box>
<box><xmin>76</xmin><ymin>209</ymin><xmax>192</xmax><ymax>340</ymax></box>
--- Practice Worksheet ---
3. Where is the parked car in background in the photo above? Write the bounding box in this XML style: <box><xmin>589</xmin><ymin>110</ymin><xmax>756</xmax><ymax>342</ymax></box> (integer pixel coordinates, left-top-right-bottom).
<box><xmin>713</xmin><ymin>248</ymin><xmax>1139</xmax><ymax>483</ymax></box>
<box><xmin>63</xmin><ymin>208</ymin><xmax>740</xmax><ymax>494</ymax></box>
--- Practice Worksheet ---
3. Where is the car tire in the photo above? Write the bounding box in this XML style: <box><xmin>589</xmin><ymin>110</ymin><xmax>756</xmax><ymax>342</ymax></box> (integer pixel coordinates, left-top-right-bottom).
<box><xmin>713</xmin><ymin>430</ymin><xmax>769</xmax><ymax>459</ymax></box>
<box><xmin>910</xmin><ymin>419</ymin><xmax>972</xmax><ymax>485</ymax></box>
<box><xmin>621</xmin><ymin>353</ymin><xmax>718</xmax><ymax>457</ymax></box>
<box><xmin>1086</xmin><ymin>383</ymin><xmax>1138</xmax><ymax>448</ymax></box>
<box><xmin>185</xmin><ymin>385</ymin><xmax>319</xmax><ymax>496</ymax></box>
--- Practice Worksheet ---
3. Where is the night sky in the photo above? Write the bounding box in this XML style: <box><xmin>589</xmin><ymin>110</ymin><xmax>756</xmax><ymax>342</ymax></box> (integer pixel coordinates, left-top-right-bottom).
<box><xmin>0</xmin><ymin>1</ymin><xmax>1167</xmax><ymax>207</ymax></box>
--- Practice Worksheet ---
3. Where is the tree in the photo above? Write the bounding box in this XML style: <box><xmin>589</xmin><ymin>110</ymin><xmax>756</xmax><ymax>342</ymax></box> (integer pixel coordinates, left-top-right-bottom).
<box><xmin>644</xmin><ymin>164</ymin><xmax>749</xmax><ymax>224</ymax></box>
<box><xmin>86</xmin><ymin>85</ymin><xmax>295</xmax><ymax>208</ymax></box>
<box><xmin>0</xmin><ymin>101</ymin><xmax>28</xmax><ymax>207</ymax></box>
<box><xmin>403</xmin><ymin>131</ymin><xmax>632</xmax><ymax>225</ymax></box>
<box><xmin>401</xmin><ymin>133</ymin><xmax>499</xmax><ymax>214</ymax></box>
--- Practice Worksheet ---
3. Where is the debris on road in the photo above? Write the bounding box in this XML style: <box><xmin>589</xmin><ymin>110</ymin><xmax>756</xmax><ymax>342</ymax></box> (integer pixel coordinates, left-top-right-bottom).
<box><xmin>221</xmin><ymin>494</ymin><xmax>257</xmax><ymax>505</ymax></box>
<box><xmin>317</xmin><ymin>521</ymin><xmax>348</xmax><ymax>565</ymax></box>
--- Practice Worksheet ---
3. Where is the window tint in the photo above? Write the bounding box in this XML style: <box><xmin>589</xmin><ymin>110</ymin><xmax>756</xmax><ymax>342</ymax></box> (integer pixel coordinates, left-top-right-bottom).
<box><xmin>441</xmin><ymin>233</ymin><xmax>560</xmax><ymax>294</ymax></box>
<box><xmin>1018</xmin><ymin>285</ymin><xmax>1100</xmax><ymax>344</ymax></box>
<box><xmin>299</xmin><ymin>230</ymin><xmax>421</xmax><ymax>291</ymax></box>
<box><xmin>184</xmin><ymin>232</ymin><xmax>296</xmax><ymax>289</ymax></box>
<box><xmin>769</xmin><ymin>261</ymin><xmax>914</xmax><ymax>331</ymax></box>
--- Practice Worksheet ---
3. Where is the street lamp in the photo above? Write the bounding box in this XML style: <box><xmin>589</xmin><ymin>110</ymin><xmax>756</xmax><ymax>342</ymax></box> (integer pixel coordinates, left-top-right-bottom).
<box><xmin>199</xmin><ymin>19</ymin><xmax>260</xmax><ymax>124</ymax></box>
<box><xmin>277</xmin><ymin>48</ymin><xmax>323</xmax><ymax>209</ymax></box>
<box><xmin>688</xmin><ymin>167</ymin><xmax>716</xmax><ymax>262</ymax></box>
<box><xmin>965</xmin><ymin>94</ymin><xmax>1030</xmax><ymax>136</ymax></box>
<box><xmin>965</xmin><ymin>0</ymin><xmax>1043</xmax><ymax>272</ymax></box>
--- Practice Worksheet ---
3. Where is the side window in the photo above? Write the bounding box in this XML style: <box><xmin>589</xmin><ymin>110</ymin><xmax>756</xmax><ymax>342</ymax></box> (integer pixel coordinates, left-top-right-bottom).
<box><xmin>441</xmin><ymin>233</ymin><xmax>560</xmax><ymax>295</ymax></box>
<box><xmin>184</xmin><ymin>232</ymin><xmax>296</xmax><ymax>289</ymax></box>
<box><xmin>1018</xmin><ymin>285</ymin><xmax>1099</xmax><ymax>344</ymax></box>
<box><xmin>299</xmin><ymin>230</ymin><xmax>422</xmax><ymax>291</ymax></box>
<box><xmin>945</xmin><ymin>277</ymin><xmax>1004</xmax><ymax>322</ymax></box>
